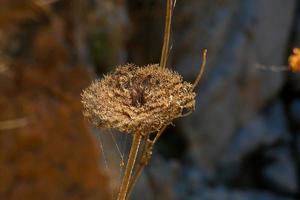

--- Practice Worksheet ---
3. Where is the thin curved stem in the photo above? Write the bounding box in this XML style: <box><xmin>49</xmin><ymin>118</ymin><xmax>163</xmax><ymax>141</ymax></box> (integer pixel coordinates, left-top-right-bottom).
<box><xmin>117</xmin><ymin>133</ymin><xmax>142</xmax><ymax>200</ymax></box>
<box><xmin>153</xmin><ymin>126</ymin><xmax>167</xmax><ymax>144</ymax></box>
<box><xmin>193</xmin><ymin>49</ymin><xmax>207</xmax><ymax>90</ymax></box>
<box><xmin>160</xmin><ymin>0</ymin><xmax>173</xmax><ymax>68</ymax></box>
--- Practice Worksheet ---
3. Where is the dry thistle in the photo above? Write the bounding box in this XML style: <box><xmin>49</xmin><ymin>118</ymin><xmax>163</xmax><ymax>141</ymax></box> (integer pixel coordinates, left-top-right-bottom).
<box><xmin>81</xmin><ymin>0</ymin><xmax>206</xmax><ymax>199</ymax></box>
<box><xmin>81</xmin><ymin>64</ymin><xmax>195</xmax><ymax>134</ymax></box>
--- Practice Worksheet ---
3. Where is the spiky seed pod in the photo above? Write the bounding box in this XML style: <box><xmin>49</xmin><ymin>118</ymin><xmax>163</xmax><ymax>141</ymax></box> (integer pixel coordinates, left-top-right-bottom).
<box><xmin>81</xmin><ymin>64</ymin><xmax>195</xmax><ymax>134</ymax></box>
<box><xmin>289</xmin><ymin>48</ymin><xmax>300</xmax><ymax>72</ymax></box>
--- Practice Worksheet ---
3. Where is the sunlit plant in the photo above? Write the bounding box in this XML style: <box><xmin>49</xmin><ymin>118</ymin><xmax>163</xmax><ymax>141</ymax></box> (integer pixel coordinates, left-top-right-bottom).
<box><xmin>81</xmin><ymin>1</ymin><xmax>207</xmax><ymax>199</ymax></box>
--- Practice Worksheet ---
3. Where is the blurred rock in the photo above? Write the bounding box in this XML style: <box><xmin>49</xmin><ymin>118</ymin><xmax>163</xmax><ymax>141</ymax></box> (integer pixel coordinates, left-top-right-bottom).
<box><xmin>175</xmin><ymin>0</ymin><xmax>295</xmax><ymax>169</ymax></box>
<box><xmin>127</xmin><ymin>0</ymin><xmax>171</xmax><ymax>64</ymax></box>
<box><xmin>180</xmin><ymin>165</ymin><xmax>207</xmax><ymax>196</ymax></box>
<box><xmin>263</xmin><ymin>147</ymin><xmax>298</xmax><ymax>194</ymax></box>
<box><xmin>288</xmin><ymin>73</ymin><xmax>300</xmax><ymax>93</ymax></box>
<box><xmin>132</xmin><ymin>157</ymin><xmax>210</xmax><ymax>200</ymax></box>
<box><xmin>289</xmin><ymin>99</ymin><xmax>300</xmax><ymax>128</ymax></box>
<box><xmin>132</xmin><ymin>156</ymin><xmax>180</xmax><ymax>200</ymax></box>
<box><xmin>223</xmin><ymin>102</ymin><xmax>290</xmax><ymax>163</ymax></box>
<box><xmin>191</xmin><ymin>187</ymin><xmax>292</xmax><ymax>200</ymax></box>
<box><xmin>88</xmin><ymin>0</ymin><xmax>130</xmax><ymax>72</ymax></box>
<box><xmin>131</xmin><ymin>169</ymin><xmax>154</xmax><ymax>200</ymax></box>
<box><xmin>297</xmin><ymin>134</ymin><xmax>300</xmax><ymax>160</ymax></box>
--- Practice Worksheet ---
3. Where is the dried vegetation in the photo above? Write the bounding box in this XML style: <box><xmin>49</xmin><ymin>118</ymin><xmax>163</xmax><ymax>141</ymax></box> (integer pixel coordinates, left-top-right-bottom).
<box><xmin>82</xmin><ymin>64</ymin><xmax>195</xmax><ymax>134</ymax></box>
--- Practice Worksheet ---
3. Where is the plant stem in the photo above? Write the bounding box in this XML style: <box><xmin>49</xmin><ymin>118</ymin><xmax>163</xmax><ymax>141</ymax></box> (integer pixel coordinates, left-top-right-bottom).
<box><xmin>125</xmin><ymin>136</ymin><xmax>150</xmax><ymax>200</ymax></box>
<box><xmin>160</xmin><ymin>0</ymin><xmax>173</xmax><ymax>68</ymax></box>
<box><xmin>117</xmin><ymin>133</ymin><xmax>142</xmax><ymax>200</ymax></box>
<box><xmin>125</xmin><ymin>163</ymin><xmax>144</xmax><ymax>200</ymax></box>
<box><xmin>193</xmin><ymin>49</ymin><xmax>207</xmax><ymax>90</ymax></box>
<box><xmin>126</xmin><ymin>126</ymin><xmax>167</xmax><ymax>200</ymax></box>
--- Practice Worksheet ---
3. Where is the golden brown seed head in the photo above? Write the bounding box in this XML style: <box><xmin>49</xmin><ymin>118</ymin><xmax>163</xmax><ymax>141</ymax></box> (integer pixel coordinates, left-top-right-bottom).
<box><xmin>81</xmin><ymin>64</ymin><xmax>195</xmax><ymax>134</ymax></box>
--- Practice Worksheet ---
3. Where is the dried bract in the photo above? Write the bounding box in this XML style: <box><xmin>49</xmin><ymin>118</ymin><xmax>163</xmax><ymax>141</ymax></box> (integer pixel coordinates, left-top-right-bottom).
<box><xmin>289</xmin><ymin>48</ymin><xmax>300</xmax><ymax>72</ymax></box>
<box><xmin>81</xmin><ymin>64</ymin><xmax>195</xmax><ymax>134</ymax></box>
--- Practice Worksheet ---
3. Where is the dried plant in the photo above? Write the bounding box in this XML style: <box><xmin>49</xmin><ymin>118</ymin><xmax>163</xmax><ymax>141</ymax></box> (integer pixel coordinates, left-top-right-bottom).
<box><xmin>81</xmin><ymin>0</ymin><xmax>207</xmax><ymax>199</ymax></box>
<box><xmin>81</xmin><ymin>64</ymin><xmax>195</xmax><ymax>134</ymax></box>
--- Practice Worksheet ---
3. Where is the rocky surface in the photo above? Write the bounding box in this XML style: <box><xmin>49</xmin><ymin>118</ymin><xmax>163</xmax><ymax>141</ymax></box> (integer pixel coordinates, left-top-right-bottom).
<box><xmin>222</xmin><ymin>101</ymin><xmax>290</xmax><ymax>163</ymax></box>
<box><xmin>191</xmin><ymin>188</ymin><xmax>293</xmax><ymax>200</ymax></box>
<box><xmin>263</xmin><ymin>147</ymin><xmax>298</xmax><ymax>194</ymax></box>
<box><xmin>176</xmin><ymin>0</ymin><xmax>293</xmax><ymax>169</ymax></box>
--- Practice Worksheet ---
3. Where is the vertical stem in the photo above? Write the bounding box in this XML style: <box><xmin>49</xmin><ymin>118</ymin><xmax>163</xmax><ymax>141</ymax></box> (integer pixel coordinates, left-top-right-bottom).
<box><xmin>117</xmin><ymin>133</ymin><xmax>142</xmax><ymax>200</ymax></box>
<box><xmin>125</xmin><ymin>165</ymin><xmax>144</xmax><ymax>200</ymax></box>
<box><xmin>125</xmin><ymin>136</ymin><xmax>150</xmax><ymax>200</ymax></box>
<box><xmin>126</xmin><ymin>126</ymin><xmax>168</xmax><ymax>200</ymax></box>
<box><xmin>160</xmin><ymin>0</ymin><xmax>173</xmax><ymax>68</ymax></box>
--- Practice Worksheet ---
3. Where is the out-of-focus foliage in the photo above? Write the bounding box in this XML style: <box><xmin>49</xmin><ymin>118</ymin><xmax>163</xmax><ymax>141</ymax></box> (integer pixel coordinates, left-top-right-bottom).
<box><xmin>0</xmin><ymin>64</ymin><xmax>110</xmax><ymax>200</ymax></box>
<box><xmin>0</xmin><ymin>0</ymin><xmax>115</xmax><ymax>199</ymax></box>
<box><xmin>0</xmin><ymin>0</ymin><xmax>49</xmax><ymax>27</ymax></box>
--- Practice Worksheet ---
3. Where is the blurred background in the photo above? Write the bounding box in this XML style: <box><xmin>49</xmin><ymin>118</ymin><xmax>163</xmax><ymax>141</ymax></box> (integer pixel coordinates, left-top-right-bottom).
<box><xmin>0</xmin><ymin>0</ymin><xmax>300</xmax><ymax>200</ymax></box>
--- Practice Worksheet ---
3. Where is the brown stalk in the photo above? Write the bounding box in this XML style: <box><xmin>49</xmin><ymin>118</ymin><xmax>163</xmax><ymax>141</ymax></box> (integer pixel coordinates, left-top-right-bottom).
<box><xmin>160</xmin><ymin>0</ymin><xmax>173</xmax><ymax>68</ymax></box>
<box><xmin>126</xmin><ymin>126</ymin><xmax>166</xmax><ymax>197</ymax></box>
<box><xmin>193</xmin><ymin>49</ymin><xmax>207</xmax><ymax>90</ymax></box>
<box><xmin>125</xmin><ymin>135</ymin><xmax>154</xmax><ymax>200</ymax></box>
<box><xmin>120</xmin><ymin>2</ymin><xmax>174</xmax><ymax>197</ymax></box>
<box><xmin>117</xmin><ymin>133</ymin><xmax>142</xmax><ymax>200</ymax></box>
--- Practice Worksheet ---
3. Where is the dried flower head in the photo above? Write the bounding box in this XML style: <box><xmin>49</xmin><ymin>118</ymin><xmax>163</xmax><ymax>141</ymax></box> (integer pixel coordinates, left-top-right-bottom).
<box><xmin>289</xmin><ymin>48</ymin><xmax>300</xmax><ymax>72</ymax></box>
<box><xmin>81</xmin><ymin>64</ymin><xmax>195</xmax><ymax>134</ymax></box>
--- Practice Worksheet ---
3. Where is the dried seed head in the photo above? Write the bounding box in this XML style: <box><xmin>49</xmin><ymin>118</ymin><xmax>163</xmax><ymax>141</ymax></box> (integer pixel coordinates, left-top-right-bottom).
<box><xmin>289</xmin><ymin>48</ymin><xmax>300</xmax><ymax>72</ymax></box>
<box><xmin>81</xmin><ymin>64</ymin><xmax>195</xmax><ymax>134</ymax></box>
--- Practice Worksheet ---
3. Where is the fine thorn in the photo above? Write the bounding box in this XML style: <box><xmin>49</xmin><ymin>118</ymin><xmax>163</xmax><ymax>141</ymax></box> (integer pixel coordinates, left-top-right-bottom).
<box><xmin>160</xmin><ymin>0</ymin><xmax>173</xmax><ymax>68</ymax></box>
<box><xmin>193</xmin><ymin>49</ymin><xmax>207</xmax><ymax>90</ymax></box>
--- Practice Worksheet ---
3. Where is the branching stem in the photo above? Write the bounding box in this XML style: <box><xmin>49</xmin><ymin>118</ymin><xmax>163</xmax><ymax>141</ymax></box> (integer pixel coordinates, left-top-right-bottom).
<box><xmin>125</xmin><ymin>126</ymin><xmax>167</xmax><ymax>199</ymax></box>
